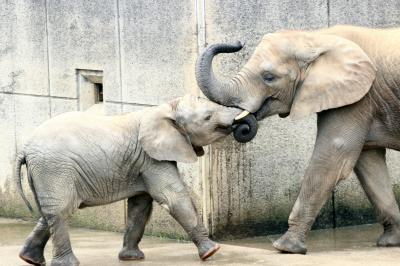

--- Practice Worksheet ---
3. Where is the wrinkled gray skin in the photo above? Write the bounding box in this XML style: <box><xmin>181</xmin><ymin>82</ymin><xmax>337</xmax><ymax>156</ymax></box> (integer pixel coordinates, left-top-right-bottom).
<box><xmin>196</xmin><ymin>25</ymin><xmax>400</xmax><ymax>254</ymax></box>
<box><xmin>16</xmin><ymin>95</ymin><xmax>241</xmax><ymax>266</ymax></box>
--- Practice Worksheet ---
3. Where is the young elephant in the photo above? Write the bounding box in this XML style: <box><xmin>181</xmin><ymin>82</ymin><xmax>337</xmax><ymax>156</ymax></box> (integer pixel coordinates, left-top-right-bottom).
<box><xmin>16</xmin><ymin>95</ymin><xmax>242</xmax><ymax>266</ymax></box>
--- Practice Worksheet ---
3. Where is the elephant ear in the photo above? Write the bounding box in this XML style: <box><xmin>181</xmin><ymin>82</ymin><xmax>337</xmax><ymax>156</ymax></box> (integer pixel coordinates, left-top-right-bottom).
<box><xmin>138</xmin><ymin>103</ymin><xmax>197</xmax><ymax>163</ymax></box>
<box><xmin>290</xmin><ymin>33</ymin><xmax>376</xmax><ymax>119</ymax></box>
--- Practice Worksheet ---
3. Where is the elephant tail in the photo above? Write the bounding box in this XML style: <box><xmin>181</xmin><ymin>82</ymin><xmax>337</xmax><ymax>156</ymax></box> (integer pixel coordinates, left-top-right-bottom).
<box><xmin>15</xmin><ymin>151</ymin><xmax>34</xmax><ymax>213</ymax></box>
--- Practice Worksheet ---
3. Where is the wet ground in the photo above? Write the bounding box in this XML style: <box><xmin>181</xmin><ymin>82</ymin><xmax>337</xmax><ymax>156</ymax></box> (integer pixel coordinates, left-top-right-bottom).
<box><xmin>0</xmin><ymin>218</ymin><xmax>399</xmax><ymax>266</ymax></box>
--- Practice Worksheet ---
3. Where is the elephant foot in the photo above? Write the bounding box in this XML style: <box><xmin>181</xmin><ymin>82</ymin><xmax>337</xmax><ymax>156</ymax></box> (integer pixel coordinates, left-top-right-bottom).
<box><xmin>118</xmin><ymin>247</ymin><xmax>145</xmax><ymax>260</ymax></box>
<box><xmin>19</xmin><ymin>245</ymin><xmax>46</xmax><ymax>266</ymax></box>
<box><xmin>377</xmin><ymin>228</ymin><xmax>400</xmax><ymax>247</ymax></box>
<box><xmin>19</xmin><ymin>254</ymin><xmax>45</xmax><ymax>266</ymax></box>
<box><xmin>272</xmin><ymin>232</ymin><xmax>307</xmax><ymax>254</ymax></box>
<box><xmin>50</xmin><ymin>253</ymin><xmax>79</xmax><ymax>266</ymax></box>
<box><xmin>197</xmin><ymin>239</ymin><xmax>220</xmax><ymax>260</ymax></box>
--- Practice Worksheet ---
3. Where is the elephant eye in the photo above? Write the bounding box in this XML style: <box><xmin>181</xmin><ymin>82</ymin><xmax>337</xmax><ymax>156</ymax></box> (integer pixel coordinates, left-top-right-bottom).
<box><xmin>204</xmin><ymin>114</ymin><xmax>212</xmax><ymax>121</ymax></box>
<box><xmin>263</xmin><ymin>73</ymin><xmax>276</xmax><ymax>82</ymax></box>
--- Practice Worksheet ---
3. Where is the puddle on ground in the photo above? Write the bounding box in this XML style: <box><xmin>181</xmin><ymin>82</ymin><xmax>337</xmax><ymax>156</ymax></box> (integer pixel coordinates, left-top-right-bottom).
<box><xmin>223</xmin><ymin>223</ymin><xmax>382</xmax><ymax>252</ymax></box>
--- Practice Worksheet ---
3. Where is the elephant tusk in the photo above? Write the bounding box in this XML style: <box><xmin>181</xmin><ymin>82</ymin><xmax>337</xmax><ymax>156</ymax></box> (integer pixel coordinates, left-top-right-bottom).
<box><xmin>234</xmin><ymin>110</ymin><xmax>250</xmax><ymax>121</ymax></box>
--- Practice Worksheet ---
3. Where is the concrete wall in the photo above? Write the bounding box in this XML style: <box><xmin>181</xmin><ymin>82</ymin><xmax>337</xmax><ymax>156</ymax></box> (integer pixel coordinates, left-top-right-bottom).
<box><xmin>1</xmin><ymin>0</ymin><xmax>400</xmax><ymax>239</ymax></box>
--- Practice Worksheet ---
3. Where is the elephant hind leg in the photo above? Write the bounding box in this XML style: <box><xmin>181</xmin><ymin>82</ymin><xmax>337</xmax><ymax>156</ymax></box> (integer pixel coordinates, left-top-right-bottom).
<box><xmin>45</xmin><ymin>214</ymin><xmax>79</xmax><ymax>266</ymax></box>
<box><xmin>19</xmin><ymin>217</ymin><xmax>50</xmax><ymax>266</ymax></box>
<box><xmin>33</xmin><ymin>174</ymin><xmax>80</xmax><ymax>265</ymax></box>
<box><xmin>354</xmin><ymin>148</ymin><xmax>400</xmax><ymax>247</ymax></box>
<box><xmin>119</xmin><ymin>193</ymin><xmax>153</xmax><ymax>261</ymax></box>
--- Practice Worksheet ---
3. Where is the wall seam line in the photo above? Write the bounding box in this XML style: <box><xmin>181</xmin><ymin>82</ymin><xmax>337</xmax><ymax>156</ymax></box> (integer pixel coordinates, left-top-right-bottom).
<box><xmin>326</xmin><ymin>0</ymin><xmax>335</xmax><ymax>227</ymax></box>
<box><xmin>327</xmin><ymin>0</ymin><xmax>330</xmax><ymax>27</ymax></box>
<box><xmin>12</xmin><ymin>92</ymin><xmax>18</xmax><ymax>160</ymax></box>
<box><xmin>116</xmin><ymin>0</ymin><xmax>123</xmax><ymax>114</ymax></box>
<box><xmin>106</xmin><ymin>100</ymin><xmax>155</xmax><ymax>107</ymax></box>
<box><xmin>196</xmin><ymin>0</ymin><xmax>206</xmax><ymax>51</ymax></box>
<box><xmin>116</xmin><ymin>0</ymin><xmax>128</xmax><ymax>223</ymax></box>
<box><xmin>196</xmin><ymin>0</ymin><xmax>211</xmax><ymax>234</ymax></box>
<box><xmin>44</xmin><ymin>0</ymin><xmax>52</xmax><ymax>116</ymax></box>
<box><xmin>0</xmin><ymin>91</ymin><xmax>77</xmax><ymax>100</ymax></box>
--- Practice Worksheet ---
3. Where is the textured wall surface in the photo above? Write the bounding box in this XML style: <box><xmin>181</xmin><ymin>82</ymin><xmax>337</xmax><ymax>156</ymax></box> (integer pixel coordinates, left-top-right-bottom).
<box><xmin>1</xmin><ymin>0</ymin><xmax>400</xmax><ymax>240</ymax></box>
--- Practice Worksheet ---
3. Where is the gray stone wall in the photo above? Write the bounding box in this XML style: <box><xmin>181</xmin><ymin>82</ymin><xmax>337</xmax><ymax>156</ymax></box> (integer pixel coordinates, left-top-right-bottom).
<box><xmin>1</xmin><ymin>0</ymin><xmax>400</xmax><ymax>239</ymax></box>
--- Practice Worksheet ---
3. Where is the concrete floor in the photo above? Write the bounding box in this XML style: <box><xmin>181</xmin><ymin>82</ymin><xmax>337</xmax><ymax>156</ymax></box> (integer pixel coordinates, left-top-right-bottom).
<box><xmin>0</xmin><ymin>218</ymin><xmax>399</xmax><ymax>266</ymax></box>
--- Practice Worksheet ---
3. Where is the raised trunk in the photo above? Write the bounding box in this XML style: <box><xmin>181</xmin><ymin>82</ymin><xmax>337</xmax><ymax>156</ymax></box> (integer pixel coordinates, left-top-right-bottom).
<box><xmin>196</xmin><ymin>42</ymin><xmax>258</xmax><ymax>143</ymax></box>
<box><xmin>195</xmin><ymin>41</ymin><xmax>243</xmax><ymax>107</ymax></box>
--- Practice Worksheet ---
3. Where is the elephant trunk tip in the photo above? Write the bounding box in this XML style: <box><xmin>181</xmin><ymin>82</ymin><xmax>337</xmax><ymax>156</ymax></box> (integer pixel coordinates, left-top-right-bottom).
<box><xmin>201</xmin><ymin>41</ymin><xmax>244</xmax><ymax>54</ymax></box>
<box><xmin>232</xmin><ymin>113</ymin><xmax>258</xmax><ymax>143</ymax></box>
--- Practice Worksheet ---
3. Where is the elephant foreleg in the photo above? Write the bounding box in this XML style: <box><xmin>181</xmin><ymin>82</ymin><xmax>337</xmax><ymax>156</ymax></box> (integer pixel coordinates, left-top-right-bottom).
<box><xmin>19</xmin><ymin>217</ymin><xmax>50</xmax><ymax>266</ymax></box>
<box><xmin>354</xmin><ymin>148</ymin><xmax>400</xmax><ymax>246</ymax></box>
<box><xmin>119</xmin><ymin>193</ymin><xmax>153</xmax><ymax>260</ymax></box>
<box><xmin>273</xmin><ymin>108</ymin><xmax>371</xmax><ymax>254</ymax></box>
<box><xmin>142</xmin><ymin>161</ymin><xmax>220</xmax><ymax>260</ymax></box>
<box><xmin>160</xmin><ymin>191</ymin><xmax>219</xmax><ymax>260</ymax></box>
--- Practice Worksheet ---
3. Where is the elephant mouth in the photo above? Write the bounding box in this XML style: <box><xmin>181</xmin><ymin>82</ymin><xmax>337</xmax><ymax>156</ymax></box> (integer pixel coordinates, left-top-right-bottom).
<box><xmin>279</xmin><ymin>112</ymin><xmax>290</xmax><ymax>118</ymax></box>
<box><xmin>193</xmin><ymin>145</ymin><xmax>205</xmax><ymax>157</ymax></box>
<box><xmin>254</xmin><ymin>97</ymin><xmax>290</xmax><ymax>120</ymax></box>
<box><xmin>254</xmin><ymin>97</ymin><xmax>273</xmax><ymax>120</ymax></box>
<box><xmin>216</xmin><ymin>124</ymin><xmax>234</xmax><ymax>135</ymax></box>
<box><xmin>190</xmin><ymin>125</ymin><xmax>233</xmax><ymax>158</ymax></box>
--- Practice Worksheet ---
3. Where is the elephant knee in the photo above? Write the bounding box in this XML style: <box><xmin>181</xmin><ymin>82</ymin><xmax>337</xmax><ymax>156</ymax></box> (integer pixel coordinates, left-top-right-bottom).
<box><xmin>159</xmin><ymin>203</ymin><xmax>171</xmax><ymax>212</ymax></box>
<box><xmin>149</xmin><ymin>191</ymin><xmax>173</xmax><ymax>212</ymax></box>
<box><xmin>156</xmin><ymin>190</ymin><xmax>195</xmax><ymax>216</ymax></box>
<box><xmin>159</xmin><ymin>190</ymin><xmax>190</xmax><ymax>207</ymax></box>
<box><xmin>330</xmin><ymin>137</ymin><xmax>346</xmax><ymax>151</ymax></box>
<box><xmin>149</xmin><ymin>181</ymin><xmax>187</xmax><ymax>205</ymax></box>
<box><xmin>314</xmin><ymin>140</ymin><xmax>359</xmax><ymax>182</ymax></box>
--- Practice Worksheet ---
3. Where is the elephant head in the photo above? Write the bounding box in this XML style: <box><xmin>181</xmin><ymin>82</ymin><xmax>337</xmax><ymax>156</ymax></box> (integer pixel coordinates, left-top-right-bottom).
<box><xmin>196</xmin><ymin>30</ymin><xmax>376</xmax><ymax>141</ymax></box>
<box><xmin>139</xmin><ymin>95</ymin><xmax>242</xmax><ymax>163</ymax></box>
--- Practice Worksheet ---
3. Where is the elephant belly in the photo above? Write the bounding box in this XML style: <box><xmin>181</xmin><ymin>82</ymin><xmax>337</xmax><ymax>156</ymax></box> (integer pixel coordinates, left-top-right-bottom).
<box><xmin>78</xmin><ymin>176</ymin><xmax>148</xmax><ymax>208</ymax></box>
<box><xmin>365</xmin><ymin>119</ymin><xmax>400</xmax><ymax>151</ymax></box>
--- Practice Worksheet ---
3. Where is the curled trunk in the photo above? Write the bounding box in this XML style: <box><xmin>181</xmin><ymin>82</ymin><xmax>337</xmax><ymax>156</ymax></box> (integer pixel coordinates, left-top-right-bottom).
<box><xmin>232</xmin><ymin>114</ymin><xmax>258</xmax><ymax>143</ymax></box>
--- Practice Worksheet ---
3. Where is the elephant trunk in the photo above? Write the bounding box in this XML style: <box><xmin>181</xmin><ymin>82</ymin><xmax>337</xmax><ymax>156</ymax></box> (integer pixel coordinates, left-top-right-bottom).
<box><xmin>195</xmin><ymin>41</ymin><xmax>243</xmax><ymax>107</ymax></box>
<box><xmin>232</xmin><ymin>113</ymin><xmax>258</xmax><ymax>143</ymax></box>
<box><xmin>196</xmin><ymin>41</ymin><xmax>258</xmax><ymax>143</ymax></box>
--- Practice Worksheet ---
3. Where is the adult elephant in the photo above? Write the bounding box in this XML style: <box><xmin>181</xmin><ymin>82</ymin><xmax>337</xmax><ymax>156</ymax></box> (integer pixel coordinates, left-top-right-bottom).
<box><xmin>196</xmin><ymin>25</ymin><xmax>400</xmax><ymax>254</ymax></box>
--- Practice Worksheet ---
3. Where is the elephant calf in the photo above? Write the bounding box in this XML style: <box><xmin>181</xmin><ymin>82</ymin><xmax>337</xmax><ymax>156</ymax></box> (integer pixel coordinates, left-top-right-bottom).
<box><xmin>16</xmin><ymin>95</ymin><xmax>243</xmax><ymax>266</ymax></box>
